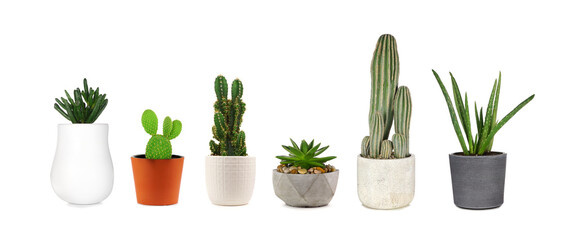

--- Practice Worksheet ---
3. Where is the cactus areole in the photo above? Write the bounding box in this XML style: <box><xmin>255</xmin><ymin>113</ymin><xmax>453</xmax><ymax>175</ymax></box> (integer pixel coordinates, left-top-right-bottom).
<box><xmin>361</xmin><ymin>34</ymin><xmax>412</xmax><ymax>159</ymax></box>
<box><xmin>209</xmin><ymin>75</ymin><xmax>248</xmax><ymax>156</ymax></box>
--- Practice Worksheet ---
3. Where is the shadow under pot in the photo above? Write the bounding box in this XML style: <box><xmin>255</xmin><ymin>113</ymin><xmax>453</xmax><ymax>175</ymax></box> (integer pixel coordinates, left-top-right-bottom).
<box><xmin>449</xmin><ymin>152</ymin><xmax>506</xmax><ymax>210</ymax></box>
<box><xmin>205</xmin><ymin>156</ymin><xmax>256</xmax><ymax>206</ymax></box>
<box><xmin>51</xmin><ymin>123</ymin><xmax>114</xmax><ymax>205</ymax></box>
<box><xmin>357</xmin><ymin>154</ymin><xmax>415</xmax><ymax>209</ymax></box>
<box><xmin>131</xmin><ymin>154</ymin><xmax>184</xmax><ymax>205</ymax></box>
<box><xmin>272</xmin><ymin>170</ymin><xmax>339</xmax><ymax>207</ymax></box>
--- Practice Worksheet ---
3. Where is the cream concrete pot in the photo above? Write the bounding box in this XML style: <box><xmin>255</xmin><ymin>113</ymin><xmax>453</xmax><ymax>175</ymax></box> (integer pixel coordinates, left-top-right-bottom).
<box><xmin>51</xmin><ymin>124</ymin><xmax>114</xmax><ymax>204</ymax></box>
<box><xmin>357</xmin><ymin>154</ymin><xmax>415</xmax><ymax>209</ymax></box>
<box><xmin>205</xmin><ymin>156</ymin><xmax>256</xmax><ymax>206</ymax></box>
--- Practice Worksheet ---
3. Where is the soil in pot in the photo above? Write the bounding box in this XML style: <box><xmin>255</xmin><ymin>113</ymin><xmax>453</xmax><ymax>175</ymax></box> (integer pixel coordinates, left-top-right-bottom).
<box><xmin>131</xmin><ymin>154</ymin><xmax>184</xmax><ymax>205</ymax></box>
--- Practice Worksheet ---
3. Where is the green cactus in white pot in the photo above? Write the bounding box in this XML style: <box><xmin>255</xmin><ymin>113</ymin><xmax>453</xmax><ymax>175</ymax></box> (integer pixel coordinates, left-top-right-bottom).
<box><xmin>357</xmin><ymin>34</ymin><xmax>415</xmax><ymax>210</ymax></box>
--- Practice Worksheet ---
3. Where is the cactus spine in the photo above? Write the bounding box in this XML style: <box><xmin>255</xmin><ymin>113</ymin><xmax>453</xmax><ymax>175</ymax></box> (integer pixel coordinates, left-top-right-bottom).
<box><xmin>142</xmin><ymin>109</ymin><xmax>182</xmax><ymax>160</ymax></box>
<box><xmin>361</xmin><ymin>34</ymin><xmax>412</xmax><ymax>159</ymax></box>
<box><xmin>210</xmin><ymin>75</ymin><xmax>248</xmax><ymax>156</ymax></box>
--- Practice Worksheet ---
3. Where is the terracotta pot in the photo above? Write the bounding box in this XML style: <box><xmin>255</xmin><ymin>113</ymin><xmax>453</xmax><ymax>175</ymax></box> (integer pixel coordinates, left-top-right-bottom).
<box><xmin>131</xmin><ymin>154</ymin><xmax>184</xmax><ymax>205</ymax></box>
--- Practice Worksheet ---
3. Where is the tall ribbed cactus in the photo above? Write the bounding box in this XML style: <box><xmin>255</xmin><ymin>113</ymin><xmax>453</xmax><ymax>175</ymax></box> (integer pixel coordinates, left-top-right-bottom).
<box><xmin>209</xmin><ymin>75</ymin><xmax>248</xmax><ymax>156</ymax></box>
<box><xmin>142</xmin><ymin>109</ymin><xmax>182</xmax><ymax>160</ymax></box>
<box><xmin>369</xmin><ymin>34</ymin><xmax>399</xmax><ymax>140</ymax></box>
<box><xmin>361</xmin><ymin>34</ymin><xmax>412</xmax><ymax>159</ymax></box>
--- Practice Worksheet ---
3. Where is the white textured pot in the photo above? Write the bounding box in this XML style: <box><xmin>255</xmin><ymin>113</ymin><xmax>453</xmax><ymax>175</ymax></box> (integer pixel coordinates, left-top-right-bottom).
<box><xmin>206</xmin><ymin>156</ymin><xmax>256</xmax><ymax>206</ymax></box>
<box><xmin>357</xmin><ymin>154</ymin><xmax>415</xmax><ymax>209</ymax></box>
<box><xmin>51</xmin><ymin>124</ymin><xmax>114</xmax><ymax>204</ymax></box>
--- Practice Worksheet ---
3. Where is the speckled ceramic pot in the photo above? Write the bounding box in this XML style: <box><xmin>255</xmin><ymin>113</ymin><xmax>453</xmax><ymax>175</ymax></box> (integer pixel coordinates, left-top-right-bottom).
<box><xmin>357</xmin><ymin>154</ymin><xmax>415</xmax><ymax>209</ymax></box>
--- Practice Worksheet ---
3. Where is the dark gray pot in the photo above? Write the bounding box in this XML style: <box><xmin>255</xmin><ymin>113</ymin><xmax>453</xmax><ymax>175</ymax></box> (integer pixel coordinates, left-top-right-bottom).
<box><xmin>449</xmin><ymin>152</ymin><xmax>507</xmax><ymax>210</ymax></box>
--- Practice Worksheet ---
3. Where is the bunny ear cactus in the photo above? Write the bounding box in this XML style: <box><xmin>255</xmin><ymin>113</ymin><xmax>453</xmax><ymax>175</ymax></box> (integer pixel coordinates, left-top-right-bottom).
<box><xmin>210</xmin><ymin>75</ymin><xmax>248</xmax><ymax>156</ymax></box>
<box><xmin>361</xmin><ymin>34</ymin><xmax>412</xmax><ymax>159</ymax></box>
<box><xmin>142</xmin><ymin>109</ymin><xmax>182</xmax><ymax>160</ymax></box>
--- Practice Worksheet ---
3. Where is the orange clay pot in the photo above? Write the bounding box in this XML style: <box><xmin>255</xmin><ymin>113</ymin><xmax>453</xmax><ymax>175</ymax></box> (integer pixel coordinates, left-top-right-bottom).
<box><xmin>131</xmin><ymin>155</ymin><xmax>184</xmax><ymax>205</ymax></box>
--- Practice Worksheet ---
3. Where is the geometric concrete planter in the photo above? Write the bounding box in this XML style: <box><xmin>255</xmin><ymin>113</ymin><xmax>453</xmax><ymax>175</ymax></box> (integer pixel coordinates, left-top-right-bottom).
<box><xmin>205</xmin><ymin>156</ymin><xmax>256</xmax><ymax>206</ymax></box>
<box><xmin>272</xmin><ymin>170</ymin><xmax>339</xmax><ymax>207</ymax></box>
<box><xmin>357</xmin><ymin>154</ymin><xmax>415</xmax><ymax>209</ymax></box>
<box><xmin>449</xmin><ymin>152</ymin><xmax>507</xmax><ymax>210</ymax></box>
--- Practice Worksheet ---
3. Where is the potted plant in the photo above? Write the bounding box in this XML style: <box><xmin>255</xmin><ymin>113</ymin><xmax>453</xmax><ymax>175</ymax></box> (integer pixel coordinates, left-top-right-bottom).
<box><xmin>206</xmin><ymin>75</ymin><xmax>255</xmax><ymax>206</ymax></box>
<box><xmin>357</xmin><ymin>34</ymin><xmax>415</xmax><ymax>210</ymax></box>
<box><xmin>273</xmin><ymin>139</ymin><xmax>338</xmax><ymax>207</ymax></box>
<box><xmin>51</xmin><ymin>78</ymin><xmax>113</xmax><ymax>204</ymax></box>
<box><xmin>432</xmin><ymin>70</ymin><xmax>534</xmax><ymax>209</ymax></box>
<box><xmin>131</xmin><ymin>109</ymin><xmax>184</xmax><ymax>205</ymax></box>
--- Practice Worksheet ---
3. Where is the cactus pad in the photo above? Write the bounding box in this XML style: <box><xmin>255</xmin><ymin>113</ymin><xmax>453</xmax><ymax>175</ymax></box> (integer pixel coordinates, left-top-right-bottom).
<box><xmin>142</xmin><ymin>109</ymin><xmax>158</xmax><ymax>136</ymax></box>
<box><xmin>146</xmin><ymin>135</ymin><xmax>172</xmax><ymax>160</ymax></box>
<box><xmin>141</xmin><ymin>109</ymin><xmax>182</xmax><ymax>160</ymax></box>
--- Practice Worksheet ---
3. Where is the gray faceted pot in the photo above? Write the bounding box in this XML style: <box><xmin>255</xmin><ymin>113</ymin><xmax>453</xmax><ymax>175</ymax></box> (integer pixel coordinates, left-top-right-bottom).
<box><xmin>272</xmin><ymin>170</ymin><xmax>339</xmax><ymax>207</ymax></box>
<box><xmin>449</xmin><ymin>152</ymin><xmax>507</xmax><ymax>210</ymax></box>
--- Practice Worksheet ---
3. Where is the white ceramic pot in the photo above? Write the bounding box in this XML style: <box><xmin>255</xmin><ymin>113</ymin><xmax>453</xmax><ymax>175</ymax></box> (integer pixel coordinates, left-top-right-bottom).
<box><xmin>51</xmin><ymin>124</ymin><xmax>114</xmax><ymax>204</ymax></box>
<box><xmin>357</xmin><ymin>154</ymin><xmax>415</xmax><ymax>209</ymax></box>
<box><xmin>205</xmin><ymin>156</ymin><xmax>256</xmax><ymax>206</ymax></box>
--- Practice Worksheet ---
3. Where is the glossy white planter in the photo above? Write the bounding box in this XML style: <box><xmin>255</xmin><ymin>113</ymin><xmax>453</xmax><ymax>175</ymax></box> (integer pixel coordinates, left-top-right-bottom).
<box><xmin>357</xmin><ymin>154</ymin><xmax>415</xmax><ymax>209</ymax></box>
<box><xmin>205</xmin><ymin>156</ymin><xmax>255</xmax><ymax>206</ymax></box>
<box><xmin>51</xmin><ymin>124</ymin><xmax>114</xmax><ymax>204</ymax></box>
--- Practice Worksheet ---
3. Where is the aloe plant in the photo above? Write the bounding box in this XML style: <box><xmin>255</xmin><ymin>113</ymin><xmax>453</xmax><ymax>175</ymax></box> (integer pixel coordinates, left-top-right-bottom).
<box><xmin>276</xmin><ymin>139</ymin><xmax>336</xmax><ymax>170</ymax></box>
<box><xmin>54</xmin><ymin>78</ymin><xmax>108</xmax><ymax>123</ymax></box>
<box><xmin>361</xmin><ymin>34</ymin><xmax>412</xmax><ymax>159</ymax></box>
<box><xmin>432</xmin><ymin>70</ymin><xmax>534</xmax><ymax>155</ymax></box>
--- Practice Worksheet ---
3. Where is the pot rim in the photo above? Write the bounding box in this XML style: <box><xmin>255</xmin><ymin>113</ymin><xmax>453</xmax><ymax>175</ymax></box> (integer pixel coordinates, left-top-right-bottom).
<box><xmin>58</xmin><ymin>123</ymin><xmax>108</xmax><ymax>126</ymax></box>
<box><xmin>206</xmin><ymin>155</ymin><xmax>255</xmax><ymax>159</ymax></box>
<box><xmin>357</xmin><ymin>154</ymin><xmax>415</xmax><ymax>161</ymax></box>
<box><xmin>449</xmin><ymin>152</ymin><xmax>506</xmax><ymax>158</ymax></box>
<box><xmin>272</xmin><ymin>169</ymin><xmax>339</xmax><ymax>175</ymax></box>
<box><xmin>132</xmin><ymin>154</ymin><xmax>184</xmax><ymax>160</ymax></box>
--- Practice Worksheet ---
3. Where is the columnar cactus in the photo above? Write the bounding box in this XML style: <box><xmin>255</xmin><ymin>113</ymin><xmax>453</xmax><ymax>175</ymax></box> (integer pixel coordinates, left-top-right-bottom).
<box><xmin>394</xmin><ymin>86</ymin><xmax>412</xmax><ymax>153</ymax></box>
<box><xmin>142</xmin><ymin>109</ymin><xmax>182</xmax><ymax>160</ymax></box>
<box><xmin>209</xmin><ymin>75</ymin><xmax>248</xmax><ymax>156</ymax></box>
<box><xmin>361</xmin><ymin>34</ymin><xmax>412</xmax><ymax>159</ymax></box>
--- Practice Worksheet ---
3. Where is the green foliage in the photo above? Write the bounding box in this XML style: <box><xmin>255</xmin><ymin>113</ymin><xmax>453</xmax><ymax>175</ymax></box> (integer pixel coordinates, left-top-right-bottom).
<box><xmin>432</xmin><ymin>70</ymin><xmax>535</xmax><ymax>155</ymax></box>
<box><xmin>361</xmin><ymin>34</ymin><xmax>412</xmax><ymax>159</ymax></box>
<box><xmin>276</xmin><ymin>139</ymin><xmax>336</xmax><ymax>169</ymax></box>
<box><xmin>54</xmin><ymin>78</ymin><xmax>108</xmax><ymax>123</ymax></box>
<box><xmin>209</xmin><ymin>75</ymin><xmax>248</xmax><ymax>156</ymax></box>
<box><xmin>142</xmin><ymin>109</ymin><xmax>182</xmax><ymax>160</ymax></box>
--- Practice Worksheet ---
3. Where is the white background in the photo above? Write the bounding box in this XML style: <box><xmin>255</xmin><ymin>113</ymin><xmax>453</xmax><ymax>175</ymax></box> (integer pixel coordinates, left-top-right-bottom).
<box><xmin>1</xmin><ymin>0</ymin><xmax>561</xmax><ymax>239</ymax></box>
